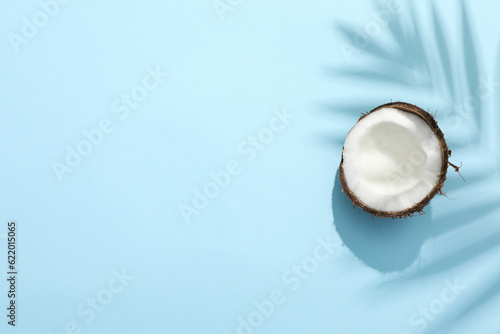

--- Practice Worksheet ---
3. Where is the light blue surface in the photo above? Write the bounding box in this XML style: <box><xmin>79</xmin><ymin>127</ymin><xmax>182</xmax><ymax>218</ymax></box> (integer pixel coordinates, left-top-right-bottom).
<box><xmin>1</xmin><ymin>0</ymin><xmax>500</xmax><ymax>333</ymax></box>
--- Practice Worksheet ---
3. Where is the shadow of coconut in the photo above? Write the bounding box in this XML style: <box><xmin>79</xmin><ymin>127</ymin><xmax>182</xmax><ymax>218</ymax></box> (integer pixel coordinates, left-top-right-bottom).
<box><xmin>332</xmin><ymin>169</ymin><xmax>433</xmax><ymax>273</ymax></box>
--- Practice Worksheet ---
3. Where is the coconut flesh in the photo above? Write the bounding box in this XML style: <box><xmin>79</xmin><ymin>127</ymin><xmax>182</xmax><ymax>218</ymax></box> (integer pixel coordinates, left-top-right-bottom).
<box><xmin>339</xmin><ymin>102</ymin><xmax>449</xmax><ymax>218</ymax></box>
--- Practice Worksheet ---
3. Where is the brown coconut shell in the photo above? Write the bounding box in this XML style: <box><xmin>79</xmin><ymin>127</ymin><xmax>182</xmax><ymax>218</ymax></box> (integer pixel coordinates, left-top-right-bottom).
<box><xmin>339</xmin><ymin>102</ymin><xmax>449</xmax><ymax>218</ymax></box>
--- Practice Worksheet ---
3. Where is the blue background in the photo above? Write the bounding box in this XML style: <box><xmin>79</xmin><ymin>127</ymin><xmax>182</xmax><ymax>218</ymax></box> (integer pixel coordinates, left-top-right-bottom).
<box><xmin>1</xmin><ymin>0</ymin><xmax>500</xmax><ymax>333</ymax></box>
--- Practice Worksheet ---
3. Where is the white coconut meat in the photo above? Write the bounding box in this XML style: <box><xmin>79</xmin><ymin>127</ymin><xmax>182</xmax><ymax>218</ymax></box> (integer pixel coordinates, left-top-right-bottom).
<box><xmin>342</xmin><ymin>107</ymin><xmax>443</xmax><ymax>212</ymax></box>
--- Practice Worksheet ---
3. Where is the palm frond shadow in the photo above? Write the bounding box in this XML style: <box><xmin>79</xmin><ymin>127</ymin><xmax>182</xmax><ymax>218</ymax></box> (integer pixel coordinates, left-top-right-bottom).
<box><xmin>411</xmin><ymin>222</ymin><xmax>500</xmax><ymax>279</ymax></box>
<box><xmin>432</xmin><ymin>272</ymin><xmax>500</xmax><ymax>334</ymax></box>
<box><xmin>425</xmin><ymin>36</ymin><xmax>500</xmax><ymax>334</ymax></box>
<box><xmin>330</xmin><ymin>0</ymin><xmax>499</xmax><ymax>275</ymax></box>
<box><xmin>329</xmin><ymin>0</ymin><xmax>482</xmax><ymax>147</ymax></box>
<box><xmin>496</xmin><ymin>41</ymin><xmax>500</xmax><ymax>168</ymax></box>
<box><xmin>329</xmin><ymin>0</ymin><xmax>500</xmax><ymax>330</ymax></box>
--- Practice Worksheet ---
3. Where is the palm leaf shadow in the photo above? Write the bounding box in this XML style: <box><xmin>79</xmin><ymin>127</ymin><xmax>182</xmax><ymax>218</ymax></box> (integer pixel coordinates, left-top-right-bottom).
<box><xmin>328</xmin><ymin>0</ymin><xmax>500</xmax><ymax>330</ymax></box>
<box><xmin>329</xmin><ymin>0</ymin><xmax>482</xmax><ymax>148</ymax></box>
<box><xmin>432</xmin><ymin>2</ymin><xmax>455</xmax><ymax>102</ymax></box>
<box><xmin>460</xmin><ymin>0</ymin><xmax>481</xmax><ymax>134</ymax></box>
<box><xmin>496</xmin><ymin>40</ymin><xmax>500</xmax><ymax>168</ymax></box>
<box><xmin>423</xmin><ymin>36</ymin><xmax>500</xmax><ymax>333</ymax></box>
<box><xmin>432</xmin><ymin>276</ymin><xmax>500</xmax><ymax>333</ymax></box>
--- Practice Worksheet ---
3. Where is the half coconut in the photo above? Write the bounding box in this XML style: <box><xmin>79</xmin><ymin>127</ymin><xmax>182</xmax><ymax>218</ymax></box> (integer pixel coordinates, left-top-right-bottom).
<box><xmin>339</xmin><ymin>102</ymin><xmax>449</xmax><ymax>218</ymax></box>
